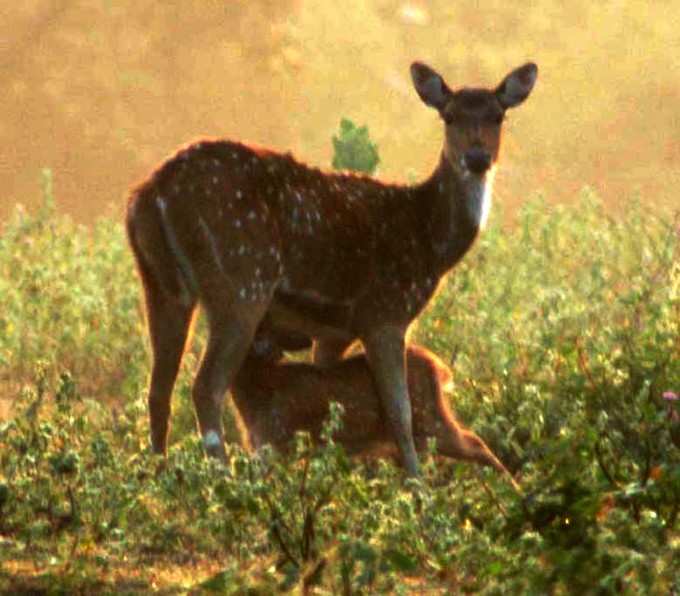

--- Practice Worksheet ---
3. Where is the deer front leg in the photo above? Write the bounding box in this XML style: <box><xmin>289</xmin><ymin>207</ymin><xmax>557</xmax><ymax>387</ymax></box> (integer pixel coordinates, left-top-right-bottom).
<box><xmin>362</xmin><ymin>326</ymin><xmax>420</xmax><ymax>477</ymax></box>
<box><xmin>193</xmin><ymin>303</ymin><xmax>267</xmax><ymax>460</ymax></box>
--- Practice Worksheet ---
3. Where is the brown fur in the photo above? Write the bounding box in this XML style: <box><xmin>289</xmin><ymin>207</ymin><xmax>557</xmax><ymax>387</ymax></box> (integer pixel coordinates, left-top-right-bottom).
<box><xmin>231</xmin><ymin>340</ymin><xmax>516</xmax><ymax>486</ymax></box>
<box><xmin>126</xmin><ymin>62</ymin><xmax>537</xmax><ymax>475</ymax></box>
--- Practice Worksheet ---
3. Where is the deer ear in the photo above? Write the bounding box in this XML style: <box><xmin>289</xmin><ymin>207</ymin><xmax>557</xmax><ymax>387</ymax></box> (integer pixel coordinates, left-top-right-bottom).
<box><xmin>495</xmin><ymin>62</ymin><xmax>538</xmax><ymax>109</ymax></box>
<box><xmin>410</xmin><ymin>62</ymin><xmax>452</xmax><ymax>112</ymax></box>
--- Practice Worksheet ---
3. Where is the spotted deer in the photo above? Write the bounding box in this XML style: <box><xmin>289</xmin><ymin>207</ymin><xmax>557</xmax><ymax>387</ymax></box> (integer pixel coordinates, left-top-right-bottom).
<box><xmin>126</xmin><ymin>61</ymin><xmax>538</xmax><ymax>476</ymax></box>
<box><xmin>231</xmin><ymin>332</ymin><xmax>519</xmax><ymax>489</ymax></box>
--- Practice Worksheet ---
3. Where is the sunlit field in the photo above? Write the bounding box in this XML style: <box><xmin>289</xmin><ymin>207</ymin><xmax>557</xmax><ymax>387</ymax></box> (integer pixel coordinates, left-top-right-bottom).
<box><xmin>1</xmin><ymin>1</ymin><xmax>679</xmax><ymax>592</ymax></box>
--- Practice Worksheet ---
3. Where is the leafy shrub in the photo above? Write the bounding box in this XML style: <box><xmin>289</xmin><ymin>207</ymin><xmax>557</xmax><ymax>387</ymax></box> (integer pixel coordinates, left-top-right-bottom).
<box><xmin>331</xmin><ymin>118</ymin><xmax>380</xmax><ymax>174</ymax></box>
<box><xmin>0</xmin><ymin>170</ymin><xmax>145</xmax><ymax>399</ymax></box>
<box><xmin>0</xmin><ymin>143</ymin><xmax>678</xmax><ymax>593</ymax></box>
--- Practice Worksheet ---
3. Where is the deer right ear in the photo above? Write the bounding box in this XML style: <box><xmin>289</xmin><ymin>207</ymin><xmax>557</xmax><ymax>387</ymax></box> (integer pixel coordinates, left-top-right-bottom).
<box><xmin>495</xmin><ymin>62</ymin><xmax>538</xmax><ymax>109</ymax></box>
<box><xmin>410</xmin><ymin>62</ymin><xmax>452</xmax><ymax>112</ymax></box>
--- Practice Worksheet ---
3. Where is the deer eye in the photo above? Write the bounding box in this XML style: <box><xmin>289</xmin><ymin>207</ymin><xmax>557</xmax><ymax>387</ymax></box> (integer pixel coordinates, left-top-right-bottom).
<box><xmin>442</xmin><ymin>110</ymin><xmax>463</xmax><ymax>126</ymax></box>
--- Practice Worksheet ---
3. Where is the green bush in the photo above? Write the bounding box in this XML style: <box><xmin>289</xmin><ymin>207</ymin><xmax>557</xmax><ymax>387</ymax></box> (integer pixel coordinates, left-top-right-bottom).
<box><xmin>0</xmin><ymin>150</ymin><xmax>678</xmax><ymax>592</ymax></box>
<box><xmin>331</xmin><ymin>118</ymin><xmax>380</xmax><ymax>174</ymax></box>
<box><xmin>0</xmin><ymin>170</ymin><xmax>145</xmax><ymax>399</ymax></box>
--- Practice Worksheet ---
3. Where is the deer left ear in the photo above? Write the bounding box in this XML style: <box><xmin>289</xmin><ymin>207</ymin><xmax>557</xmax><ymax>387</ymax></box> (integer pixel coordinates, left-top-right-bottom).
<box><xmin>496</xmin><ymin>62</ymin><xmax>538</xmax><ymax>109</ymax></box>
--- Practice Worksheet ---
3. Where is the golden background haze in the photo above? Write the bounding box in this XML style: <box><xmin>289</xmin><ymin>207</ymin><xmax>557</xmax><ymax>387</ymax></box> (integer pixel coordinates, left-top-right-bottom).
<box><xmin>2</xmin><ymin>1</ymin><xmax>679</xmax><ymax>224</ymax></box>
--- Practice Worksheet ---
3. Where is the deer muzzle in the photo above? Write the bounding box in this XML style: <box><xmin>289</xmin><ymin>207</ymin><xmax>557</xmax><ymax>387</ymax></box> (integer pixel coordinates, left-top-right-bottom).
<box><xmin>463</xmin><ymin>147</ymin><xmax>492</xmax><ymax>175</ymax></box>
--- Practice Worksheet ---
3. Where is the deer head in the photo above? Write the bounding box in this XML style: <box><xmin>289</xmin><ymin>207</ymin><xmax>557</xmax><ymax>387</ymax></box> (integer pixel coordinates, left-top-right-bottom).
<box><xmin>410</xmin><ymin>61</ymin><xmax>538</xmax><ymax>178</ymax></box>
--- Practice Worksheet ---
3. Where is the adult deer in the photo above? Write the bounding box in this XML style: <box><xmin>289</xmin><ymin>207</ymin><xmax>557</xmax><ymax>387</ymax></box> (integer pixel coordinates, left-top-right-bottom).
<box><xmin>231</xmin><ymin>333</ymin><xmax>518</xmax><ymax>489</ymax></box>
<box><xmin>126</xmin><ymin>61</ymin><xmax>537</xmax><ymax>476</ymax></box>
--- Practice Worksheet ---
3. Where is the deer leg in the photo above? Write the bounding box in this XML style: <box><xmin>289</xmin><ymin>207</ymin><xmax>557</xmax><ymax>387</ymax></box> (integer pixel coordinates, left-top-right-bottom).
<box><xmin>362</xmin><ymin>326</ymin><xmax>420</xmax><ymax>477</ymax></box>
<box><xmin>437</xmin><ymin>424</ymin><xmax>520</xmax><ymax>490</ymax></box>
<box><xmin>312</xmin><ymin>338</ymin><xmax>353</xmax><ymax>367</ymax></box>
<box><xmin>144</xmin><ymin>285</ymin><xmax>196</xmax><ymax>455</ymax></box>
<box><xmin>193</xmin><ymin>302</ymin><xmax>267</xmax><ymax>460</ymax></box>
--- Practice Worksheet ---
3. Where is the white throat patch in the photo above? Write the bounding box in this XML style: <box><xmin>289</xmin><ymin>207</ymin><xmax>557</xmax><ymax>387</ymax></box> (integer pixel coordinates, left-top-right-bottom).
<box><xmin>464</xmin><ymin>169</ymin><xmax>494</xmax><ymax>230</ymax></box>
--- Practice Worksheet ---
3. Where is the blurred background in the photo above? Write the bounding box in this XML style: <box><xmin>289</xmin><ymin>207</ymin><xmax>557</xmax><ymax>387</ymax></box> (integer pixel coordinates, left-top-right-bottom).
<box><xmin>1</xmin><ymin>0</ymin><xmax>679</xmax><ymax>224</ymax></box>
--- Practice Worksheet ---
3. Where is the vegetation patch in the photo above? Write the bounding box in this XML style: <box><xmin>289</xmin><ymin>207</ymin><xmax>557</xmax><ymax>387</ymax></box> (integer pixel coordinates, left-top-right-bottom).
<box><xmin>0</xmin><ymin>128</ymin><xmax>678</xmax><ymax>593</ymax></box>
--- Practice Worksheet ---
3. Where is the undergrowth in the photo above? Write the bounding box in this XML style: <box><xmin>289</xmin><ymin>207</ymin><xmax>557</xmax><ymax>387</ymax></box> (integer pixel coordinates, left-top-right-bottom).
<box><xmin>0</xmin><ymin>130</ymin><xmax>678</xmax><ymax>593</ymax></box>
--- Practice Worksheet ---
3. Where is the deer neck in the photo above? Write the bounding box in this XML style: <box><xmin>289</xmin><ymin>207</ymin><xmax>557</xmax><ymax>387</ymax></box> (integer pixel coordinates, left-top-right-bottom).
<box><xmin>416</xmin><ymin>151</ymin><xmax>494</xmax><ymax>273</ymax></box>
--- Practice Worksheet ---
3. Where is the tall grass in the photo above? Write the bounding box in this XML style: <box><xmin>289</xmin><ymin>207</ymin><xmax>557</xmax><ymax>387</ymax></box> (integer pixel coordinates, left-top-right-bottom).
<box><xmin>0</xmin><ymin>162</ymin><xmax>678</xmax><ymax>591</ymax></box>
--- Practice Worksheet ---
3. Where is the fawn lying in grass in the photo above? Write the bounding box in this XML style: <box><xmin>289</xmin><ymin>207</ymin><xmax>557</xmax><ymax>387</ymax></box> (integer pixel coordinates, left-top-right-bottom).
<box><xmin>230</xmin><ymin>329</ymin><xmax>518</xmax><ymax>488</ymax></box>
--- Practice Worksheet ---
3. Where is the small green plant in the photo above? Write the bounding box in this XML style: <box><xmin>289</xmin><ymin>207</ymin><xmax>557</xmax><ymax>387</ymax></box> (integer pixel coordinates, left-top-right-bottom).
<box><xmin>331</xmin><ymin>118</ymin><xmax>380</xmax><ymax>174</ymax></box>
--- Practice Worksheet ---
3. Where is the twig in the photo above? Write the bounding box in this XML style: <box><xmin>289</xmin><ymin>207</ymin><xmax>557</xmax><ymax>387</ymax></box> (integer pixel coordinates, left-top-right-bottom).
<box><xmin>475</xmin><ymin>470</ymin><xmax>508</xmax><ymax>518</ymax></box>
<box><xmin>594</xmin><ymin>441</ymin><xmax>620</xmax><ymax>488</ymax></box>
<box><xmin>299</xmin><ymin>456</ymin><xmax>310</xmax><ymax>502</ymax></box>
<box><xmin>667</xmin><ymin>499</ymin><xmax>678</xmax><ymax>530</ymax></box>
<box><xmin>270</xmin><ymin>516</ymin><xmax>299</xmax><ymax>568</ymax></box>
<box><xmin>302</xmin><ymin>509</ymin><xmax>315</xmax><ymax>562</ymax></box>
<box><xmin>640</xmin><ymin>439</ymin><xmax>652</xmax><ymax>488</ymax></box>
<box><xmin>261</xmin><ymin>489</ymin><xmax>294</xmax><ymax>537</ymax></box>
<box><xmin>576</xmin><ymin>338</ymin><xmax>598</xmax><ymax>392</ymax></box>
<box><xmin>302</xmin><ymin>557</ymin><xmax>327</xmax><ymax>594</ymax></box>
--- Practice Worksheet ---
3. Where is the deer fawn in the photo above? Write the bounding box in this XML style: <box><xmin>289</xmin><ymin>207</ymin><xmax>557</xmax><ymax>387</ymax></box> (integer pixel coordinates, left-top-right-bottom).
<box><xmin>231</xmin><ymin>330</ymin><xmax>518</xmax><ymax>488</ymax></box>
<box><xmin>126</xmin><ymin>61</ymin><xmax>537</xmax><ymax>476</ymax></box>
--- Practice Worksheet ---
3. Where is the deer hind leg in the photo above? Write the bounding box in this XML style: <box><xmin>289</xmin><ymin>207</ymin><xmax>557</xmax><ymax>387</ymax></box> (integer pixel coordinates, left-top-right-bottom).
<box><xmin>437</xmin><ymin>424</ymin><xmax>519</xmax><ymax>490</ymax></box>
<box><xmin>144</xmin><ymin>284</ymin><xmax>196</xmax><ymax>455</ymax></box>
<box><xmin>458</xmin><ymin>429</ymin><xmax>517</xmax><ymax>483</ymax></box>
<box><xmin>128</xmin><ymin>207</ymin><xmax>197</xmax><ymax>455</ymax></box>
<box><xmin>193</xmin><ymin>298</ymin><xmax>268</xmax><ymax>460</ymax></box>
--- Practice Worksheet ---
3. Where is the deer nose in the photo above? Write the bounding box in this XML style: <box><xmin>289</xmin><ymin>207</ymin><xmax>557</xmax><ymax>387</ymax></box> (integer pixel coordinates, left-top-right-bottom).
<box><xmin>463</xmin><ymin>148</ymin><xmax>492</xmax><ymax>174</ymax></box>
